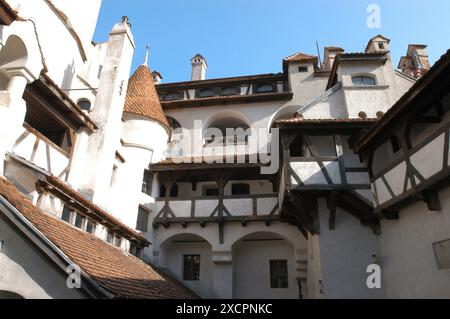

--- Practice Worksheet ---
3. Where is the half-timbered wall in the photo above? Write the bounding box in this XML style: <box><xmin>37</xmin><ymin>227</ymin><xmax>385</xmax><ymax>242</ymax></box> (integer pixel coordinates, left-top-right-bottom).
<box><xmin>286</xmin><ymin>133</ymin><xmax>371</xmax><ymax>197</ymax></box>
<box><xmin>371</xmin><ymin>92</ymin><xmax>450</xmax><ymax>210</ymax></box>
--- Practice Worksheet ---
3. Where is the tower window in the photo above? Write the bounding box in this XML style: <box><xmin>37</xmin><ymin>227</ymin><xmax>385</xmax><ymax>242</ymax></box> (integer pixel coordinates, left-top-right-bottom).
<box><xmin>183</xmin><ymin>255</ymin><xmax>201</xmax><ymax>281</ymax></box>
<box><xmin>142</xmin><ymin>169</ymin><xmax>153</xmax><ymax>196</ymax></box>
<box><xmin>352</xmin><ymin>75</ymin><xmax>376</xmax><ymax>86</ymax></box>
<box><xmin>136</xmin><ymin>206</ymin><xmax>150</xmax><ymax>232</ymax></box>
<box><xmin>270</xmin><ymin>260</ymin><xmax>289</xmax><ymax>289</ymax></box>
<box><xmin>298</xmin><ymin>66</ymin><xmax>308</xmax><ymax>73</ymax></box>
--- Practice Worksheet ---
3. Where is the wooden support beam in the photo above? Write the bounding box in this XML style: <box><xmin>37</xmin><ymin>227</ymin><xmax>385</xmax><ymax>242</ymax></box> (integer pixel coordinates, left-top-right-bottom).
<box><xmin>327</xmin><ymin>191</ymin><xmax>338</xmax><ymax>230</ymax></box>
<box><xmin>421</xmin><ymin>190</ymin><xmax>442</xmax><ymax>211</ymax></box>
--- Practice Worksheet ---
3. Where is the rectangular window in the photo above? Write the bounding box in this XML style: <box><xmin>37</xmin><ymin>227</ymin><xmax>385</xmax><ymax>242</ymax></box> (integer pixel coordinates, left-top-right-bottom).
<box><xmin>106</xmin><ymin>232</ymin><xmax>115</xmax><ymax>245</ymax></box>
<box><xmin>74</xmin><ymin>213</ymin><xmax>84</xmax><ymax>229</ymax></box>
<box><xmin>298</xmin><ymin>66</ymin><xmax>308</xmax><ymax>72</ymax></box>
<box><xmin>61</xmin><ymin>206</ymin><xmax>72</xmax><ymax>223</ymax></box>
<box><xmin>86</xmin><ymin>220</ymin><xmax>96</xmax><ymax>234</ymax></box>
<box><xmin>136</xmin><ymin>206</ymin><xmax>150</xmax><ymax>232</ymax></box>
<box><xmin>232</xmin><ymin>183</ymin><xmax>250</xmax><ymax>196</ymax></box>
<box><xmin>114</xmin><ymin>237</ymin><xmax>122</xmax><ymax>248</ymax></box>
<box><xmin>142</xmin><ymin>169</ymin><xmax>153</xmax><ymax>196</ymax></box>
<box><xmin>270</xmin><ymin>260</ymin><xmax>288</xmax><ymax>289</ymax></box>
<box><xmin>183</xmin><ymin>255</ymin><xmax>201</xmax><ymax>281</ymax></box>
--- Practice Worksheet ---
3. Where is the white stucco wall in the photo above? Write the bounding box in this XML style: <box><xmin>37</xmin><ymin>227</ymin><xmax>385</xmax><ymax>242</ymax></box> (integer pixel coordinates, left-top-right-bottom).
<box><xmin>316</xmin><ymin>199</ymin><xmax>384</xmax><ymax>299</ymax></box>
<box><xmin>0</xmin><ymin>216</ymin><xmax>87</xmax><ymax>299</ymax></box>
<box><xmin>232</xmin><ymin>238</ymin><xmax>298</xmax><ymax>299</ymax></box>
<box><xmin>379</xmin><ymin>187</ymin><xmax>450</xmax><ymax>299</ymax></box>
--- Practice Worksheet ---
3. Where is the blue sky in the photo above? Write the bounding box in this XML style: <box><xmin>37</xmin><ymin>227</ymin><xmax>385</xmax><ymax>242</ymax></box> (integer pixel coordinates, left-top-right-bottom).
<box><xmin>93</xmin><ymin>0</ymin><xmax>450</xmax><ymax>83</ymax></box>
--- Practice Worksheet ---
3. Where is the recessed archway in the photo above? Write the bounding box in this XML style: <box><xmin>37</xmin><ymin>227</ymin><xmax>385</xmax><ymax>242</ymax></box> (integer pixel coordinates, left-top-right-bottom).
<box><xmin>159</xmin><ymin>233</ymin><xmax>213</xmax><ymax>298</ymax></box>
<box><xmin>232</xmin><ymin>231</ymin><xmax>299</xmax><ymax>299</ymax></box>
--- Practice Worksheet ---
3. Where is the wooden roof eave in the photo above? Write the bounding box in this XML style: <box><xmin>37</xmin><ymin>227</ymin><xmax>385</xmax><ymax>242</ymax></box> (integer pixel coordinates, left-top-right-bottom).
<box><xmin>0</xmin><ymin>0</ymin><xmax>18</xmax><ymax>26</ymax></box>
<box><xmin>33</xmin><ymin>73</ymin><xmax>98</xmax><ymax>133</ymax></box>
<box><xmin>161</xmin><ymin>92</ymin><xmax>293</xmax><ymax>110</ymax></box>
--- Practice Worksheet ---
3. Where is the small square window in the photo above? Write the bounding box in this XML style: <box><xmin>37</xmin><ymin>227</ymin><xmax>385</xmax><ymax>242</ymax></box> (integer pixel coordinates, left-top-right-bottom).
<box><xmin>183</xmin><ymin>255</ymin><xmax>201</xmax><ymax>281</ymax></box>
<box><xmin>270</xmin><ymin>260</ymin><xmax>289</xmax><ymax>289</ymax></box>
<box><xmin>298</xmin><ymin>66</ymin><xmax>308</xmax><ymax>73</ymax></box>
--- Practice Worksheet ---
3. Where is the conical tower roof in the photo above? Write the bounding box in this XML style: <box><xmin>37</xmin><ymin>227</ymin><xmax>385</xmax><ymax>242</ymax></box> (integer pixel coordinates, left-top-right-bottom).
<box><xmin>124</xmin><ymin>63</ymin><xmax>170</xmax><ymax>131</ymax></box>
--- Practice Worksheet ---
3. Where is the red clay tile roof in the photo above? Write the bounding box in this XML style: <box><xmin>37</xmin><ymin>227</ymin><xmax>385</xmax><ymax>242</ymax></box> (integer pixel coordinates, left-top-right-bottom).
<box><xmin>0</xmin><ymin>176</ymin><xmax>197</xmax><ymax>299</ymax></box>
<box><xmin>124</xmin><ymin>64</ymin><xmax>170</xmax><ymax>131</ymax></box>
<box><xmin>283</xmin><ymin>52</ymin><xmax>318</xmax><ymax>64</ymax></box>
<box><xmin>42</xmin><ymin>175</ymin><xmax>149</xmax><ymax>246</ymax></box>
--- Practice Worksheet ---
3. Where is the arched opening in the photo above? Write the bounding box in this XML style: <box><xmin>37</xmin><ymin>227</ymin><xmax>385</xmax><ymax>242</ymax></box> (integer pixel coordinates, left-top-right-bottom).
<box><xmin>0</xmin><ymin>35</ymin><xmax>28</xmax><ymax>90</ymax></box>
<box><xmin>232</xmin><ymin>232</ymin><xmax>298</xmax><ymax>299</ymax></box>
<box><xmin>204</xmin><ymin>112</ymin><xmax>251</xmax><ymax>145</ymax></box>
<box><xmin>0</xmin><ymin>291</ymin><xmax>25</xmax><ymax>299</ymax></box>
<box><xmin>160</xmin><ymin>233</ymin><xmax>213</xmax><ymax>297</ymax></box>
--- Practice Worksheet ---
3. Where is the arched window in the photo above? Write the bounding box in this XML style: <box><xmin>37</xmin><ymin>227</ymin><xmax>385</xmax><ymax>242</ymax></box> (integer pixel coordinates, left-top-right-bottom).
<box><xmin>77</xmin><ymin>98</ymin><xmax>92</xmax><ymax>111</ymax></box>
<box><xmin>198</xmin><ymin>88</ymin><xmax>216</xmax><ymax>98</ymax></box>
<box><xmin>221</xmin><ymin>87</ymin><xmax>238</xmax><ymax>96</ymax></box>
<box><xmin>163</xmin><ymin>92</ymin><xmax>183</xmax><ymax>101</ymax></box>
<box><xmin>255</xmin><ymin>84</ymin><xmax>274</xmax><ymax>94</ymax></box>
<box><xmin>204</xmin><ymin>117</ymin><xmax>251</xmax><ymax>145</ymax></box>
<box><xmin>352</xmin><ymin>75</ymin><xmax>376</xmax><ymax>86</ymax></box>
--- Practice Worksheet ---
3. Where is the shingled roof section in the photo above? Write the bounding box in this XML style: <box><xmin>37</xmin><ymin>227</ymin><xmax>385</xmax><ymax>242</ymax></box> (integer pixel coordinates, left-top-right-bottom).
<box><xmin>0</xmin><ymin>177</ymin><xmax>198</xmax><ymax>299</ymax></box>
<box><xmin>124</xmin><ymin>64</ymin><xmax>170</xmax><ymax>132</ymax></box>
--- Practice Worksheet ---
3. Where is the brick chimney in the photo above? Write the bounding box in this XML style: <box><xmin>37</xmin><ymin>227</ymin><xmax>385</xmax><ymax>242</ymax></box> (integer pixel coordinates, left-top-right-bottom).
<box><xmin>398</xmin><ymin>44</ymin><xmax>430</xmax><ymax>79</ymax></box>
<box><xmin>191</xmin><ymin>54</ymin><xmax>207</xmax><ymax>81</ymax></box>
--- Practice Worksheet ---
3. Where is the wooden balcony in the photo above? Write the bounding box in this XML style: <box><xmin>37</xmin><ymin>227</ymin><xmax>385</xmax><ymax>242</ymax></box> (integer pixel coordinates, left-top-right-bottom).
<box><xmin>153</xmin><ymin>194</ymin><xmax>280</xmax><ymax>227</ymax></box>
<box><xmin>12</xmin><ymin>123</ymin><xmax>70</xmax><ymax>180</ymax></box>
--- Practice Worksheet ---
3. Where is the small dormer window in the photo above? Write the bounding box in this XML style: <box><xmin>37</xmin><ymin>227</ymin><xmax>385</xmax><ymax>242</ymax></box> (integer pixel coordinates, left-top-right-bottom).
<box><xmin>352</xmin><ymin>75</ymin><xmax>376</xmax><ymax>86</ymax></box>
<box><xmin>255</xmin><ymin>84</ymin><xmax>274</xmax><ymax>94</ymax></box>
<box><xmin>378</xmin><ymin>42</ymin><xmax>385</xmax><ymax>50</ymax></box>
<box><xmin>298</xmin><ymin>66</ymin><xmax>309</xmax><ymax>73</ymax></box>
